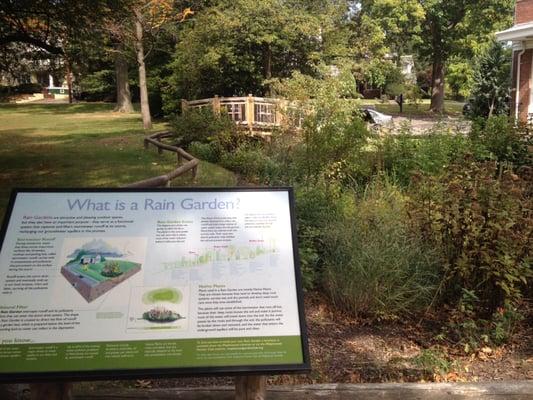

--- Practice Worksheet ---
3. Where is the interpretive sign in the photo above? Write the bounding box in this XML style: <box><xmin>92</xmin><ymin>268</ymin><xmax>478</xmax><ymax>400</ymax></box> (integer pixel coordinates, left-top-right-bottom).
<box><xmin>0</xmin><ymin>188</ymin><xmax>309</xmax><ymax>381</ymax></box>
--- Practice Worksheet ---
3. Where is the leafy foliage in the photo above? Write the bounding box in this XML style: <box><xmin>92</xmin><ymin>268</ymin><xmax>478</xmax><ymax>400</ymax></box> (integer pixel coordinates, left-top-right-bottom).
<box><xmin>170</xmin><ymin>107</ymin><xmax>236</xmax><ymax>147</ymax></box>
<box><xmin>467</xmin><ymin>41</ymin><xmax>511</xmax><ymax>118</ymax></box>
<box><xmin>409</xmin><ymin>158</ymin><xmax>532</xmax><ymax>313</ymax></box>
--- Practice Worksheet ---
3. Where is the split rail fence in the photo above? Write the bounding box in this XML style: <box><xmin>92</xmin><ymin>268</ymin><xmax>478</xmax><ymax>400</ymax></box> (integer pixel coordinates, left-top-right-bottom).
<box><xmin>125</xmin><ymin>131</ymin><xmax>199</xmax><ymax>188</ymax></box>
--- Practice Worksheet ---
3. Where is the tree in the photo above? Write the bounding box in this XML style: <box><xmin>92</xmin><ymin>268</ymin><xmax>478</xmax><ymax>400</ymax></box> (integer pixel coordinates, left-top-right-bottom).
<box><xmin>362</xmin><ymin>0</ymin><xmax>424</xmax><ymax>61</ymax></box>
<box><xmin>164</xmin><ymin>0</ymin><xmax>349</xmax><ymax>108</ymax></box>
<box><xmin>467</xmin><ymin>41</ymin><xmax>511</xmax><ymax>119</ymax></box>
<box><xmin>417</xmin><ymin>0</ymin><xmax>513</xmax><ymax>113</ymax></box>
<box><xmin>114</xmin><ymin>42</ymin><xmax>134</xmax><ymax>112</ymax></box>
<box><xmin>107</xmin><ymin>1</ymin><xmax>193</xmax><ymax>129</ymax></box>
<box><xmin>0</xmin><ymin>1</ymin><xmax>127</xmax><ymax>100</ymax></box>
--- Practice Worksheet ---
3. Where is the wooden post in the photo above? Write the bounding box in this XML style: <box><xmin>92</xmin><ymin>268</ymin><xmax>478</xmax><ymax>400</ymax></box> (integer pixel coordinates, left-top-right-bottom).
<box><xmin>235</xmin><ymin>376</ymin><xmax>266</xmax><ymax>400</ymax></box>
<box><xmin>181</xmin><ymin>99</ymin><xmax>189</xmax><ymax>113</ymax></box>
<box><xmin>275</xmin><ymin>99</ymin><xmax>285</xmax><ymax>126</ymax></box>
<box><xmin>213</xmin><ymin>95</ymin><xmax>221</xmax><ymax>115</ymax></box>
<box><xmin>30</xmin><ymin>382</ymin><xmax>72</xmax><ymax>400</ymax></box>
<box><xmin>246</xmin><ymin>94</ymin><xmax>254</xmax><ymax>132</ymax></box>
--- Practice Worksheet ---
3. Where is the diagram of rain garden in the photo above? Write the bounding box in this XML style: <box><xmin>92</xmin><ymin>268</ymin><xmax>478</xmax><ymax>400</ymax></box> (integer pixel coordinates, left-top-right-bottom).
<box><xmin>161</xmin><ymin>240</ymin><xmax>277</xmax><ymax>271</ymax></box>
<box><xmin>61</xmin><ymin>238</ymin><xmax>142</xmax><ymax>302</ymax></box>
<box><xmin>127</xmin><ymin>287</ymin><xmax>189</xmax><ymax>332</ymax></box>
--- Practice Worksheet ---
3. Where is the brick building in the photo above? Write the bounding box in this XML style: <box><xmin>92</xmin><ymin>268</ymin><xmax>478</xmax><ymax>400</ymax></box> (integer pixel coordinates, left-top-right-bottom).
<box><xmin>497</xmin><ymin>0</ymin><xmax>533</xmax><ymax>122</ymax></box>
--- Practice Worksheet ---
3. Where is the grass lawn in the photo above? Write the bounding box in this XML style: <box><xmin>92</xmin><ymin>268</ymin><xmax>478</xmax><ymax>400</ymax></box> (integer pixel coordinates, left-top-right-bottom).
<box><xmin>0</xmin><ymin>103</ymin><xmax>236</xmax><ymax>218</ymax></box>
<box><xmin>360</xmin><ymin>99</ymin><xmax>465</xmax><ymax>117</ymax></box>
<box><xmin>70</xmin><ymin>260</ymin><xmax>139</xmax><ymax>282</ymax></box>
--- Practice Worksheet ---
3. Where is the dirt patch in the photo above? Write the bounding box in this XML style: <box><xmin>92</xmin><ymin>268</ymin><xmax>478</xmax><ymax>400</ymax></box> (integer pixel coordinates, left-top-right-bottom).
<box><xmin>78</xmin><ymin>293</ymin><xmax>531</xmax><ymax>393</ymax></box>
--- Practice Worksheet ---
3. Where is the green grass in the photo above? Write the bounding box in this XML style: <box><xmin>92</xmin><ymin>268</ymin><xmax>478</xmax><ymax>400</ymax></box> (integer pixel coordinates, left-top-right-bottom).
<box><xmin>360</xmin><ymin>99</ymin><xmax>465</xmax><ymax>117</ymax></box>
<box><xmin>142</xmin><ymin>288</ymin><xmax>182</xmax><ymax>304</ymax></box>
<box><xmin>71</xmin><ymin>260</ymin><xmax>139</xmax><ymax>282</ymax></box>
<box><xmin>0</xmin><ymin>103</ymin><xmax>236</xmax><ymax>218</ymax></box>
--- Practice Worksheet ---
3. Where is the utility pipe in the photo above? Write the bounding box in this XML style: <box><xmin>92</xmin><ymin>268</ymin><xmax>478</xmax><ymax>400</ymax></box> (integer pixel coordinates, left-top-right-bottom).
<box><xmin>516</xmin><ymin>43</ymin><xmax>526</xmax><ymax>120</ymax></box>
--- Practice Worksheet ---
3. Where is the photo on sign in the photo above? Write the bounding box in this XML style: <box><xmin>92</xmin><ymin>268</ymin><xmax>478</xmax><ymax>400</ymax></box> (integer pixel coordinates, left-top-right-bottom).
<box><xmin>127</xmin><ymin>286</ymin><xmax>189</xmax><ymax>332</ymax></box>
<box><xmin>59</xmin><ymin>237</ymin><xmax>146</xmax><ymax>302</ymax></box>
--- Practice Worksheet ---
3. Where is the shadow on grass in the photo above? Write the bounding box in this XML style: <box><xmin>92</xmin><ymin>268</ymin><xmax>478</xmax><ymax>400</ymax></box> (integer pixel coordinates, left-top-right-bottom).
<box><xmin>0</xmin><ymin>102</ymin><xmax>116</xmax><ymax>114</ymax></box>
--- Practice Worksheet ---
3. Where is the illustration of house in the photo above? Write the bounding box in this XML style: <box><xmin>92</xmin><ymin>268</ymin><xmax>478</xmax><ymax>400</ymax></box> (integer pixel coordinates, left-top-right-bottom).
<box><xmin>80</xmin><ymin>254</ymin><xmax>101</xmax><ymax>265</ymax></box>
<box><xmin>496</xmin><ymin>0</ymin><xmax>533</xmax><ymax>122</ymax></box>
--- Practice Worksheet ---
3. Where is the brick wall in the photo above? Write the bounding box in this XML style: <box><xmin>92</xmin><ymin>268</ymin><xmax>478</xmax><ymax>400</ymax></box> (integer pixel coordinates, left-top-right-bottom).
<box><xmin>516</xmin><ymin>0</ymin><xmax>533</xmax><ymax>24</ymax></box>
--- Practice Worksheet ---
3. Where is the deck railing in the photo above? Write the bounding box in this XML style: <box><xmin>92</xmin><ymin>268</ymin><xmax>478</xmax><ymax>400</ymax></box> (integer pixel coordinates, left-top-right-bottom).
<box><xmin>182</xmin><ymin>95</ymin><xmax>303</xmax><ymax>131</ymax></box>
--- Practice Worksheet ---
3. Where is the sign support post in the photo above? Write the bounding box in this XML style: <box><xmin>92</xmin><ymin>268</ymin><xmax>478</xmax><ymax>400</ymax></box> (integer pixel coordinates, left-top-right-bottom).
<box><xmin>235</xmin><ymin>376</ymin><xmax>267</xmax><ymax>400</ymax></box>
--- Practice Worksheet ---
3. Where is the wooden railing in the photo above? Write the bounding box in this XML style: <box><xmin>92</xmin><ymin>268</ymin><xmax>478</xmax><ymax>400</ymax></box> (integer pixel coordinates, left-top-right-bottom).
<box><xmin>125</xmin><ymin>131</ymin><xmax>199</xmax><ymax>188</ymax></box>
<box><xmin>182</xmin><ymin>95</ymin><xmax>303</xmax><ymax>131</ymax></box>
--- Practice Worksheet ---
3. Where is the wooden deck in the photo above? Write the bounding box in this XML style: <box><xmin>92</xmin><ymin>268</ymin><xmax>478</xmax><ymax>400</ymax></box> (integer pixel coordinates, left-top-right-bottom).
<box><xmin>182</xmin><ymin>95</ymin><xmax>303</xmax><ymax>134</ymax></box>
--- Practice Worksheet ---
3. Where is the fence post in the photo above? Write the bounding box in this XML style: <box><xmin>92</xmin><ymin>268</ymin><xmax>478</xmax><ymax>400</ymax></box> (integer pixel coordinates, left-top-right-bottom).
<box><xmin>213</xmin><ymin>95</ymin><xmax>221</xmax><ymax>115</ymax></box>
<box><xmin>235</xmin><ymin>376</ymin><xmax>266</xmax><ymax>400</ymax></box>
<box><xmin>181</xmin><ymin>99</ymin><xmax>189</xmax><ymax>113</ymax></box>
<box><xmin>246</xmin><ymin>94</ymin><xmax>254</xmax><ymax>131</ymax></box>
<box><xmin>275</xmin><ymin>99</ymin><xmax>285</xmax><ymax>126</ymax></box>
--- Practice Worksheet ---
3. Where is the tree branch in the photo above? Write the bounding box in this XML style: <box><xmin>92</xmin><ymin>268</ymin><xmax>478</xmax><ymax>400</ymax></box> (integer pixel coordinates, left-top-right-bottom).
<box><xmin>0</xmin><ymin>33</ymin><xmax>64</xmax><ymax>55</ymax></box>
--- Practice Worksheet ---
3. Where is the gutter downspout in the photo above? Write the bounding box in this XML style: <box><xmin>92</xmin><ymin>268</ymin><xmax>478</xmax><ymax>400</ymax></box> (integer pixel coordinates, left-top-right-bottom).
<box><xmin>516</xmin><ymin>43</ymin><xmax>526</xmax><ymax>120</ymax></box>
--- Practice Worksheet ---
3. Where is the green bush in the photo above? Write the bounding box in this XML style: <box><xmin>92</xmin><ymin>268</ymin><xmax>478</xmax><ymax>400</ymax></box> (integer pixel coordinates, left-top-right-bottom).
<box><xmin>409</xmin><ymin>158</ymin><xmax>532</xmax><ymax>313</ymax></box>
<box><xmin>78</xmin><ymin>69</ymin><xmax>115</xmax><ymax>102</ymax></box>
<box><xmin>378</xmin><ymin>128</ymin><xmax>486</xmax><ymax>186</ymax></box>
<box><xmin>470</xmin><ymin>116</ymin><xmax>531</xmax><ymax>168</ymax></box>
<box><xmin>294</xmin><ymin>184</ymin><xmax>346</xmax><ymax>290</ymax></box>
<box><xmin>170</xmin><ymin>108</ymin><xmax>236</xmax><ymax>147</ymax></box>
<box><xmin>188</xmin><ymin>141</ymin><xmax>220</xmax><ymax>163</ymax></box>
<box><xmin>220</xmin><ymin>144</ymin><xmax>281</xmax><ymax>183</ymax></box>
<box><xmin>322</xmin><ymin>180</ymin><xmax>440</xmax><ymax>318</ymax></box>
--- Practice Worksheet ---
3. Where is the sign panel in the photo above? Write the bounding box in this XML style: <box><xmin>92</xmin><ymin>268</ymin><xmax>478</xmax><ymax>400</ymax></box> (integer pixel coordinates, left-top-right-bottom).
<box><xmin>0</xmin><ymin>188</ymin><xmax>309</xmax><ymax>381</ymax></box>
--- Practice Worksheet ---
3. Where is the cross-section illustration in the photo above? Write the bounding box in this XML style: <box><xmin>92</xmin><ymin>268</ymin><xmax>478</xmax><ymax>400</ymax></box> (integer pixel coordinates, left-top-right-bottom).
<box><xmin>60</xmin><ymin>238</ymin><xmax>143</xmax><ymax>302</ymax></box>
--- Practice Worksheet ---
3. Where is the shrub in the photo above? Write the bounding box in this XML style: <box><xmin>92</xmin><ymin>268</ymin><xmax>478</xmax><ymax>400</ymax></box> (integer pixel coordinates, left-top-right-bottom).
<box><xmin>188</xmin><ymin>141</ymin><xmax>220</xmax><ymax>163</ymax></box>
<box><xmin>101</xmin><ymin>261</ymin><xmax>122</xmax><ymax>277</ymax></box>
<box><xmin>220</xmin><ymin>144</ymin><xmax>281</xmax><ymax>183</ymax></box>
<box><xmin>467</xmin><ymin>41</ymin><xmax>511</xmax><ymax>119</ymax></box>
<box><xmin>379</xmin><ymin>129</ymin><xmax>478</xmax><ymax>186</ymax></box>
<box><xmin>470</xmin><ymin>116</ymin><xmax>531</xmax><ymax>168</ymax></box>
<box><xmin>322</xmin><ymin>180</ymin><xmax>440</xmax><ymax>318</ymax></box>
<box><xmin>409</xmin><ymin>158</ymin><xmax>532</xmax><ymax>314</ymax></box>
<box><xmin>78</xmin><ymin>69</ymin><xmax>115</xmax><ymax>102</ymax></box>
<box><xmin>294</xmin><ymin>184</ymin><xmax>346</xmax><ymax>290</ymax></box>
<box><xmin>170</xmin><ymin>108</ymin><xmax>236</xmax><ymax>147</ymax></box>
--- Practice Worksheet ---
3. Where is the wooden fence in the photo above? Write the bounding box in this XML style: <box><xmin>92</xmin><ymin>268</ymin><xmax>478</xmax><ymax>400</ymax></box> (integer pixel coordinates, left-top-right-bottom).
<box><xmin>125</xmin><ymin>131</ymin><xmax>199</xmax><ymax>188</ymax></box>
<box><xmin>182</xmin><ymin>95</ymin><xmax>303</xmax><ymax>132</ymax></box>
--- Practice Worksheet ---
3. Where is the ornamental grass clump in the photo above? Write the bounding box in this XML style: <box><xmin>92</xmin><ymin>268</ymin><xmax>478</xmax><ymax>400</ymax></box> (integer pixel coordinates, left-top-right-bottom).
<box><xmin>322</xmin><ymin>179</ymin><xmax>440</xmax><ymax>318</ymax></box>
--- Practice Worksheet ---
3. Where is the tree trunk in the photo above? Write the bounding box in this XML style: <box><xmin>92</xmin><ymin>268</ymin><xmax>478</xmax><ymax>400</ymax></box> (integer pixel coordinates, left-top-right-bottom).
<box><xmin>430</xmin><ymin>57</ymin><xmax>445</xmax><ymax>113</ymax></box>
<box><xmin>134</xmin><ymin>9</ymin><xmax>152</xmax><ymax>130</ymax></box>
<box><xmin>263</xmin><ymin>43</ymin><xmax>272</xmax><ymax>96</ymax></box>
<box><xmin>114</xmin><ymin>43</ymin><xmax>133</xmax><ymax>113</ymax></box>
<box><xmin>66</xmin><ymin>59</ymin><xmax>73</xmax><ymax>104</ymax></box>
